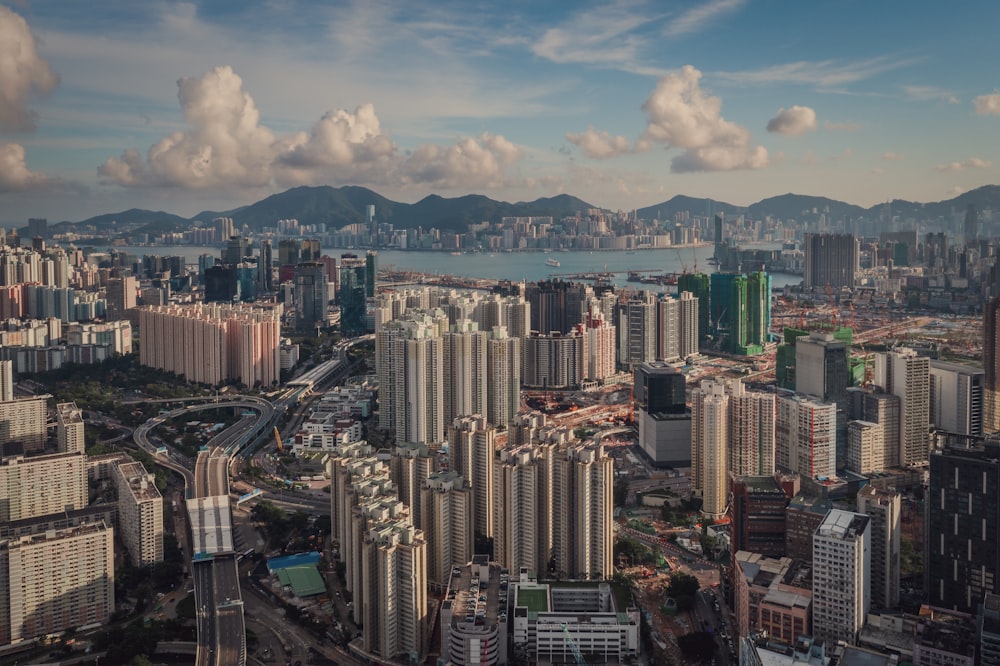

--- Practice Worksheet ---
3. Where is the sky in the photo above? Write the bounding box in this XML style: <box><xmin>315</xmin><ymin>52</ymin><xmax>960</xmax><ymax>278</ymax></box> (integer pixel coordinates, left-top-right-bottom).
<box><xmin>1</xmin><ymin>0</ymin><xmax>1000</xmax><ymax>224</ymax></box>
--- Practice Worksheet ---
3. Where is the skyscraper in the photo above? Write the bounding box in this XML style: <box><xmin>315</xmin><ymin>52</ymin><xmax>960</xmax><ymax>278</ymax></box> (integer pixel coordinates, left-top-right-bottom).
<box><xmin>985</xmin><ymin>294</ymin><xmax>1000</xmax><ymax>433</ymax></box>
<box><xmin>803</xmin><ymin>233</ymin><xmax>859</xmax><ymax>289</ymax></box>
<box><xmin>618</xmin><ymin>291</ymin><xmax>657</xmax><ymax>368</ymax></box>
<box><xmin>795</xmin><ymin>331</ymin><xmax>850</xmax><ymax>408</ymax></box>
<box><xmin>447</xmin><ymin>415</ymin><xmax>496</xmax><ymax>541</ymax></box>
<box><xmin>294</xmin><ymin>262</ymin><xmax>330</xmax><ymax>331</ymax></box>
<box><xmin>113</xmin><ymin>461</ymin><xmax>164</xmax><ymax>567</ymax></box>
<box><xmin>420</xmin><ymin>471</ymin><xmax>473</xmax><ymax>592</ymax></box>
<box><xmin>258</xmin><ymin>239</ymin><xmax>273</xmax><ymax>292</ymax></box>
<box><xmin>857</xmin><ymin>485</ymin><xmax>900</xmax><ymax>610</ymax></box>
<box><xmin>443</xmin><ymin>321</ymin><xmax>488</xmax><ymax>426</ymax></box>
<box><xmin>487</xmin><ymin>326</ymin><xmax>521</xmax><ymax>428</ymax></box>
<box><xmin>339</xmin><ymin>254</ymin><xmax>368</xmax><ymax>337</ymax></box>
<box><xmin>776</xmin><ymin>393</ymin><xmax>837</xmax><ymax>480</ymax></box>
<box><xmin>965</xmin><ymin>204</ymin><xmax>978</xmax><ymax>242</ymax></box>
<box><xmin>929</xmin><ymin>359</ymin><xmax>984</xmax><ymax>436</ymax></box>
<box><xmin>710</xmin><ymin>271</ymin><xmax>770</xmax><ymax>355</ymax></box>
<box><xmin>875</xmin><ymin>348</ymin><xmax>930</xmax><ymax>466</ymax></box>
<box><xmin>634</xmin><ymin>362</ymin><xmax>691</xmax><ymax>467</ymax></box>
<box><xmin>677</xmin><ymin>273</ymin><xmax>710</xmax><ymax>346</ymax></box>
<box><xmin>691</xmin><ymin>378</ymin><xmax>731</xmax><ymax>519</ymax></box>
<box><xmin>812</xmin><ymin>510</ymin><xmax>870</xmax><ymax>645</ymax></box>
<box><xmin>730</xmin><ymin>385</ymin><xmax>776</xmax><ymax>476</ymax></box>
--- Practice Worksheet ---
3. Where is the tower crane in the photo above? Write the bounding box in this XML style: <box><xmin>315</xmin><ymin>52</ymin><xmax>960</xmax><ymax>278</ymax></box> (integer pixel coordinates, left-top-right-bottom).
<box><xmin>562</xmin><ymin>623</ymin><xmax>586</xmax><ymax>665</ymax></box>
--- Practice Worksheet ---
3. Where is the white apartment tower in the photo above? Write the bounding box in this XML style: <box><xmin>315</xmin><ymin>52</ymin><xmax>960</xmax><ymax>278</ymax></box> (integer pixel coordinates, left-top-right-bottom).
<box><xmin>443</xmin><ymin>320</ymin><xmax>488</xmax><ymax>426</ymax></box>
<box><xmin>582</xmin><ymin>308</ymin><xmax>616</xmax><ymax>382</ymax></box>
<box><xmin>678</xmin><ymin>290</ymin><xmax>699</xmax><ymax>359</ymax></box>
<box><xmin>494</xmin><ymin>445</ymin><xmax>542</xmax><ymax>577</ymax></box>
<box><xmin>0</xmin><ymin>451</ymin><xmax>87</xmax><ymax>522</ymax></box>
<box><xmin>420</xmin><ymin>471</ymin><xmax>473</xmax><ymax>592</ymax></box>
<box><xmin>390</xmin><ymin>441</ymin><xmax>437</xmax><ymax>531</ymax></box>
<box><xmin>56</xmin><ymin>401</ymin><xmax>85</xmax><ymax>454</ymax></box>
<box><xmin>857</xmin><ymin>485</ymin><xmax>900</xmax><ymax>610</ymax></box>
<box><xmin>487</xmin><ymin>326</ymin><xmax>521</xmax><ymax>428</ymax></box>
<box><xmin>729</xmin><ymin>383</ymin><xmax>776</xmax><ymax>476</ymax></box>
<box><xmin>658</xmin><ymin>295</ymin><xmax>681</xmax><ymax>362</ymax></box>
<box><xmin>558</xmin><ymin>443</ymin><xmax>614</xmax><ymax>580</ymax></box>
<box><xmin>776</xmin><ymin>394</ymin><xmax>837</xmax><ymax>480</ymax></box>
<box><xmin>691</xmin><ymin>379</ymin><xmax>732</xmax><ymax>519</ymax></box>
<box><xmin>377</xmin><ymin>314</ymin><xmax>447</xmax><ymax>444</ymax></box>
<box><xmin>847</xmin><ymin>420</ymin><xmax>884</xmax><ymax>475</ymax></box>
<box><xmin>113</xmin><ymin>461</ymin><xmax>164</xmax><ymax>566</ymax></box>
<box><xmin>812</xmin><ymin>510</ymin><xmax>871</xmax><ymax>645</ymax></box>
<box><xmin>447</xmin><ymin>415</ymin><xmax>496</xmax><ymax>540</ymax></box>
<box><xmin>618</xmin><ymin>291</ymin><xmax>657</xmax><ymax>369</ymax></box>
<box><xmin>875</xmin><ymin>348</ymin><xmax>930</xmax><ymax>466</ymax></box>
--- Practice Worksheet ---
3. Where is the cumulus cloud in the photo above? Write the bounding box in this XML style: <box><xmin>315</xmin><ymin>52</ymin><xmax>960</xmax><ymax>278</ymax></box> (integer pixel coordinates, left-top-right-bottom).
<box><xmin>882</xmin><ymin>151</ymin><xmax>903</xmax><ymax>161</ymax></box>
<box><xmin>640</xmin><ymin>65</ymin><xmax>767</xmax><ymax>172</ymax></box>
<box><xmin>974</xmin><ymin>93</ymin><xmax>1000</xmax><ymax>116</ymax></box>
<box><xmin>935</xmin><ymin>157</ymin><xmax>992</xmax><ymax>172</ymax></box>
<box><xmin>565</xmin><ymin>127</ymin><xmax>634</xmax><ymax>159</ymax></box>
<box><xmin>0</xmin><ymin>6</ymin><xmax>59</xmax><ymax>131</ymax></box>
<box><xmin>0</xmin><ymin>143</ymin><xmax>51</xmax><ymax>192</ymax></box>
<box><xmin>99</xmin><ymin>66</ymin><xmax>526</xmax><ymax>191</ymax></box>
<box><xmin>766</xmin><ymin>106</ymin><xmax>817</xmax><ymax>136</ymax></box>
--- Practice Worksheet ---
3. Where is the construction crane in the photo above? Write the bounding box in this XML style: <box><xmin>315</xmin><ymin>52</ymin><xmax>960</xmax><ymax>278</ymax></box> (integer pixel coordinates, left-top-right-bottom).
<box><xmin>562</xmin><ymin>623</ymin><xmax>586</xmax><ymax>665</ymax></box>
<box><xmin>274</xmin><ymin>426</ymin><xmax>284</xmax><ymax>453</ymax></box>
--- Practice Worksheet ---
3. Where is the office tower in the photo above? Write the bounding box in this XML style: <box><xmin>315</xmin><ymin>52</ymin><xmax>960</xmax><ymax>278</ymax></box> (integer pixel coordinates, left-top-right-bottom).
<box><xmin>294</xmin><ymin>262</ymin><xmax>330</xmax><ymax>331</ymax></box>
<box><xmin>678</xmin><ymin>290</ymin><xmax>699</xmax><ymax>359</ymax></box>
<box><xmin>365</xmin><ymin>250</ymin><xmax>378</xmax><ymax>297</ymax></box>
<box><xmin>105</xmin><ymin>275</ymin><xmax>137</xmax><ymax>321</ymax></box>
<box><xmin>582</xmin><ymin>307</ymin><xmax>616</xmax><ymax>381</ymax></box>
<box><xmin>56</xmin><ymin>402</ymin><xmax>85</xmax><ymax>454</ymax></box>
<box><xmin>776</xmin><ymin>394</ymin><xmax>837</xmax><ymax>480</ymax></box>
<box><xmin>557</xmin><ymin>443</ymin><xmax>614</xmax><ymax>580</ymax></box>
<box><xmin>728</xmin><ymin>476</ymin><xmax>790</xmax><ymax>557</ymax></box>
<box><xmin>203</xmin><ymin>264</ymin><xmax>239</xmax><ymax>302</ymax></box>
<box><xmin>930</xmin><ymin>360</ymin><xmax>984</xmax><ymax>435</ymax></box>
<box><xmin>812</xmin><ymin>510</ymin><xmax>870</xmax><ymax>645</ymax></box>
<box><xmin>443</xmin><ymin>321</ymin><xmax>488</xmax><ymax>426</ymax></box>
<box><xmin>258</xmin><ymin>239</ymin><xmax>273</xmax><ymax>292</ymax></box>
<box><xmin>966</xmin><ymin>204</ymin><xmax>978</xmax><ymax>242</ymax></box>
<box><xmin>487</xmin><ymin>326</ymin><xmax>521</xmax><ymax>428</ymax></box>
<box><xmin>657</xmin><ymin>294</ymin><xmax>681</xmax><ymax>362</ymax></box>
<box><xmin>0</xmin><ymin>361</ymin><xmax>12</xmax><ymax>403</ymax></box>
<box><xmin>26</xmin><ymin>218</ymin><xmax>47</xmax><ymax>239</ymax></box>
<box><xmin>113</xmin><ymin>461</ymin><xmax>164</xmax><ymax>566</ymax></box>
<box><xmin>678</xmin><ymin>273</ymin><xmax>710</xmax><ymax>345</ymax></box>
<box><xmin>361</xmin><ymin>520</ymin><xmax>428</xmax><ymax>661</ymax></box>
<box><xmin>448</xmin><ymin>415</ymin><xmax>496</xmax><ymax>540</ymax></box>
<box><xmin>525</xmin><ymin>279</ymin><xmax>588</xmax><ymax>335</ymax></box>
<box><xmin>875</xmin><ymin>348</ymin><xmax>930</xmax><ymax>466</ymax></box>
<box><xmin>795</xmin><ymin>331</ymin><xmax>850</xmax><ymax>408</ymax></box>
<box><xmin>857</xmin><ymin>485</ymin><xmax>900</xmax><ymax>610</ymax></box>
<box><xmin>339</xmin><ymin>254</ymin><xmax>368</xmax><ymax>336</ymax></box>
<box><xmin>522</xmin><ymin>330</ymin><xmax>584</xmax><ymax>389</ymax></box>
<box><xmin>987</xmin><ymin>295</ymin><xmax>1000</xmax><ymax>433</ymax></box>
<box><xmin>278</xmin><ymin>238</ymin><xmax>301</xmax><ymax>267</ymax></box>
<box><xmin>846</xmin><ymin>420</ymin><xmax>884</xmax><ymax>474</ymax></box>
<box><xmin>391</xmin><ymin>442</ymin><xmax>437</xmax><ymax>531</ymax></box>
<box><xmin>691</xmin><ymin>378</ymin><xmax>731</xmax><ymax>519</ymax></box>
<box><xmin>420</xmin><ymin>471</ymin><xmax>472</xmax><ymax>592</ymax></box>
<box><xmin>0</xmin><ymin>451</ymin><xmax>87</xmax><ymax>522</ymax></box>
<box><xmin>927</xmin><ymin>439</ymin><xmax>1000</xmax><ymax>613</ymax></box>
<box><xmin>0</xmin><ymin>396</ymin><xmax>48</xmax><ymax>454</ymax></box>
<box><xmin>803</xmin><ymin>233</ymin><xmax>859</xmax><ymax>289</ymax></box>
<box><xmin>635</xmin><ymin>361</ymin><xmax>686</xmax><ymax>415</ymax></box>
<box><xmin>138</xmin><ymin>302</ymin><xmax>282</xmax><ymax>387</ymax></box>
<box><xmin>714</xmin><ymin>213</ymin><xmax>724</xmax><ymax>255</ymax></box>
<box><xmin>618</xmin><ymin>291</ymin><xmax>657</xmax><ymax>368</ymax></box>
<box><xmin>634</xmin><ymin>361</ymin><xmax>692</xmax><ymax>468</ymax></box>
<box><xmin>0</xmin><ymin>522</ymin><xmax>114</xmax><ymax>645</ymax></box>
<box><xmin>980</xmin><ymin>593</ymin><xmax>1000</xmax><ymax>666</ymax></box>
<box><xmin>730</xmin><ymin>385</ymin><xmax>776</xmax><ymax>476</ymax></box>
<box><xmin>223</xmin><ymin>235</ymin><xmax>252</xmax><ymax>266</ymax></box>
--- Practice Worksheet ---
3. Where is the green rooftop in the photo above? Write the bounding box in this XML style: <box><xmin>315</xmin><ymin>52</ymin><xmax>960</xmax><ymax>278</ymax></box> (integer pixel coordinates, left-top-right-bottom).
<box><xmin>277</xmin><ymin>565</ymin><xmax>327</xmax><ymax>597</ymax></box>
<box><xmin>516</xmin><ymin>587</ymin><xmax>549</xmax><ymax>614</ymax></box>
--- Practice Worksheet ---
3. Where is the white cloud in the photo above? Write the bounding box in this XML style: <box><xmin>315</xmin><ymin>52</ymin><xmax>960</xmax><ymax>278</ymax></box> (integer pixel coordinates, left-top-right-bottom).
<box><xmin>0</xmin><ymin>6</ymin><xmax>59</xmax><ymax>131</ymax></box>
<box><xmin>565</xmin><ymin>127</ymin><xmax>634</xmax><ymax>159</ymax></box>
<box><xmin>935</xmin><ymin>157</ymin><xmax>992</xmax><ymax>172</ymax></box>
<box><xmin>901</xmin><ymin>85</ymin><xmax>958</xmax><ymax>104</ymax></box>
<box><xmin>882</xmin><ymin>152</ymin><xmax>903</xmax><ymax>161</ymax></box>
<box><xmin>665</xmin><ymin>0</ymin><xmax>744</xmax><ymax>37</ymax></box>
<box><xmin>640</xmin><ymin>65</ymin><xmax>768</xmax><ymax>172</ymax></box>
<box><xmin>98</xmin><ymin>66</ymin><xmax>527</xmax><ymax>192</ymax></box>
<box><xmin>824</xmin><ymin>120</ymin><xmax>861</xmax><ymax>132</ymax></box>
<box><xmin>0</xmin><ymin>143</ymin><xmax>51</xmax><ymax>192</ymax></box>
<box><xmin>715</xmin><ymin>55</ymin><xmax>921</xmax><ymax>88</ymax></box>
<box><xmin>766</xmin><ymin>106</ymin><xmax>817</xmax><ymax>136</ymax></box>
<box><xmin>974</xmin><ymin>93</ymin><xmax>1000</xmax><ymax>116</ymax></box>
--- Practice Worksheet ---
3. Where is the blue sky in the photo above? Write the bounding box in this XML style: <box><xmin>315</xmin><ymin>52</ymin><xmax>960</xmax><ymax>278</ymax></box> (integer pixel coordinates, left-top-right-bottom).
<box><xmin>1</xmin><ymin>0</ymin><xmax>999</xmax><ymax>223</ymax></box>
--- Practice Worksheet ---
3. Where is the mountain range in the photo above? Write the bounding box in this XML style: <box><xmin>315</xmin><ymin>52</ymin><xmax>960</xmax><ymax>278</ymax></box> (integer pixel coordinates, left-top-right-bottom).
<box><xmin>45</xmin><ymin>184</ymin><xmax>1000</xmax><ymax>238</ymax></box>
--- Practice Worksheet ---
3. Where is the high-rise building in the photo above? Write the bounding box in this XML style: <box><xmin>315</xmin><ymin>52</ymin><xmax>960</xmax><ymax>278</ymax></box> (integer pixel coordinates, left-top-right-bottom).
<box><xmin>849</xmin><ymin>389</ymin><xmax>902</xmax><ymax>469</ymax></box>
<box><xmin>728</xmin><ymin>475</ymin><xmax>791</xmax><ymax>557</ymax></box>
<box><xmin>776</xmin><ymin>393</ymin><xmax>837</xmax><ymax>480</ymax></box>
<box><xmin>522</xmin><ymin>330</ymin><xmax>584</xmax><ymax>389</ymax></box>
<box><xmin>709</xmin><ymin>271</ymin><xmax>770</xmax><ymax>355</ymax></box>
<box><xmin>56</xmin><ymin>402</ymin><xmax>85</xmax><ymax>454</ymax></box>
<box><xmin>365</xmin><ymin>250</ymin><xmax>378</xmax><ymax>298</ymax></box>
<box><xmin>730</xmin><ymin>385</ymin><xmax>776</xmax><ymax>477</ymax></box>
<box><xmin>979</xmin><ymin>593</ymin><xmax>1000</xmax><ymax>666</ymax></box>
<box><xmin>487</xmin><ymin>326</ymin><xmax>521</xmax><ymax>428</ymax></box>
<box><xmin>857</xmin><ymin>485</ymin><xmax>900</xmax><ymax>610</ymax></box>
<box><xmin>803</xmin><ymin>233</ymin><xmax>859</xmax><ymax>289</ymax></box>
<box><xmin>678</xmin><ymin>290</ymin><xmax>699</xmax><ymax>359</ymax></box>
<box><xmin>105</xmin><ymin>275</ymin><xmax>137</xmax><ymax>321</ymax></box>
<box><xmin>785</xmin><ymin>492</ymin><xmax>833</xmax><ymax>563</ymax></box>
<box><xmin>677</xmin><ymin>273</ymin><xmax>710</xmax><ymax>346</ymax></box>
<box><xmin>0</xmin><ymin>361</ymin><xmax>11</xmax><ymax>403</ymax></box>
<box><xmin>965</xmin><ymin>204</ymin><xmax>978</xmax><ymax>242</ymax></box>
<box><xmin>448</xmin><ymin>415</ymin><xmax>496</xmax><ymax>541</ymax></box>
<box><xmin>875</xmin><ymin>348</ymin><xmax>930</xmax><ymax>466</ymax></box>
<box><xmin>618</xmin><ymin>291</ymin><xmax>657</xmax><ymax>368</ymax></box>
<box><xmin>987</xmin><ymin>295</ymin><xmax>1000</xmax><ymax>433</ymax></box>
<box><xmin>0</xmin><ymin>396</ymin><xmax>48</xmax><ymax>454</ymax></box>
<box><xmin>258</xmin><ymin>239</ymin><xmax>273</xmax><ymax>292</ymax></box>
<box><xmin>339</xmin><ymin>254</ymin><xmax>368</xmax><ymax>337</ymax></box>
<box><xmin>927</xmin><ymin>438</ymin><xmax>1000</xmax><ymax>613</ymax></box>
<box><xmin>525</xmin><ymin>279</ymin><xmax>588</xmax><ymax>335</ymax></box>
<box><xmin>443</xmin><ymin>321</ymin><xmax>488</xmax><ymax>426</ymax></box>
<box><xmin>113</xmin><ymin>461</ymin><xmax>164</xmax><ymax>567</ymax></box>
<box><xmin>846</xmin><ymin>420</ymin><xmax>884</xmax><ymax>474</ymax></box>
<box><xmin>795</xmin><ymin>331</ymin><xmax>850</xmax><ymax>408</ymax></box>
<box><xmin>812</xmin><ymin>509</ymin><xmax>870</xmax><ymax>645</ymax></box>
<box><xmin>420</xmin><ymin>471</ymin><xmax>472</xmax><ymax>592</ymax></box>
<box><xmin>493</xmin><ymin>445</ymin><xmax>542</xmax><ymax>576</ymax></box>
<box><xmin>657</xmin><ymin>294</ymin><xmax>681</xmax><ymax>362</ymax></box>
<box><xmin>691</xmin><ymin>378</ymin><xmax>731</xmax><ymax>519</ymax></box>
<box><xmin>294</xmin><ymin>262</ymin><xmax>330</xmax><ymax>331</ymax></box>
<box><xmin>0</xmin><ymin>522</ymin><xmax>114</xmax><ymax>645</ymax></box>
<box><xmin>377</xmin><ymin>315</ymin><xmax>446</xmax><ymax>444</ymax></box>
<box><xmin>223</xmin><ymin>235</ymin><xmax>252</xmax><ymax>266</ymax></box>
<box><xmin>390</xmin><ymin>442</ymin><xmax>436</xmax><ymax>531</ymax></box>
<box><xmin>930</xmin><ymin>360</ymin><xmax>984</xmax><ymax>436</ymax></box>
<box><xmin>0</xmin><ymin>451</ymin><xmax>87</xmax><ymax>522</ymax></box>
<box><xmin>558</xmin><ymin>443</ymin><xmax>614</xmax><ymax>580</ymax></box>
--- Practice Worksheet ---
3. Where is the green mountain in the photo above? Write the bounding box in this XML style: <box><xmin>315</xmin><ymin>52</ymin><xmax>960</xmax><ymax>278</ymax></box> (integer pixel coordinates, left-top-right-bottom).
<box><xmin>635</xmin><ymin>195</ymin><xmax>739</xmax><ymax>221</ymax></box>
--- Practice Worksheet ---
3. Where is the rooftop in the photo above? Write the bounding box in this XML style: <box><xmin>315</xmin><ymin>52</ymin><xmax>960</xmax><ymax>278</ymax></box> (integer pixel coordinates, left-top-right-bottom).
<box><xmin>816</xmin><ymin>509</ymin><xmax>869</xmax><ymax>541</ymax></box>
<box><xmin>277</xmin><ymin>565</ymin><xmax>326</xmax><ymax>598</ymax></box>
<box><xmin>517</xmin><ymin>587</ymin><xmax>549</xmax><ymax>614</ymax></box>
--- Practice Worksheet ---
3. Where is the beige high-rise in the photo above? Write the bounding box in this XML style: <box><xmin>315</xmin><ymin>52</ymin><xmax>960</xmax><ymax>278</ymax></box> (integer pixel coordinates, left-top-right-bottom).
<box><xmin>113</xmin><ymin>461</ymin><xmax>164</xmax><ymax>566</ymax></box>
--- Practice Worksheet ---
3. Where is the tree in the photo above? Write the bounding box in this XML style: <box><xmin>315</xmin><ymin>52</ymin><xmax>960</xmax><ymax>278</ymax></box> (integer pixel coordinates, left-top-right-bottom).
<box><xmin>667</xmin><ymin>571</ymin><xmax>700</xmax><ymax>611</ymax></box>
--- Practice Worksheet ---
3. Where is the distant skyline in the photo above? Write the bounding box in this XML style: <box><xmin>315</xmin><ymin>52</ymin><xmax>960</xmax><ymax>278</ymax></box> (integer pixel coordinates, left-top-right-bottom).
<box><xmin>1</xmin><ymin>1</ymin><xmax>999</xmax><ymax>223</ymax></box>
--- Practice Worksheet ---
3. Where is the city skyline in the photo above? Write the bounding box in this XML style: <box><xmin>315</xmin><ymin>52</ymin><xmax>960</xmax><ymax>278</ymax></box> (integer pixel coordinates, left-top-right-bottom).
<box><xmin>1</xmin><ymin>1</ymin><xmax>999</xmax><ymax>223</ymax></box>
